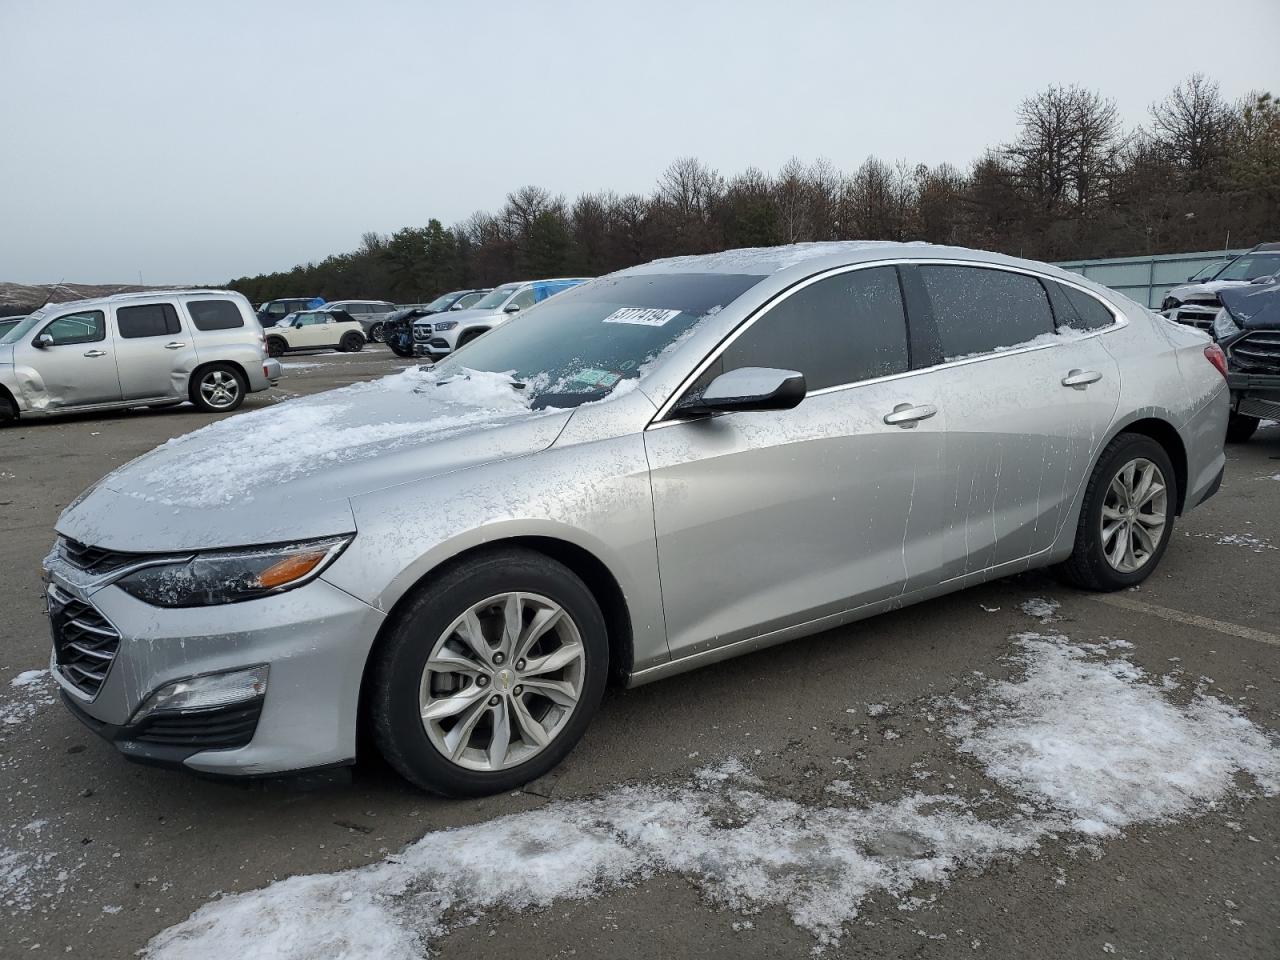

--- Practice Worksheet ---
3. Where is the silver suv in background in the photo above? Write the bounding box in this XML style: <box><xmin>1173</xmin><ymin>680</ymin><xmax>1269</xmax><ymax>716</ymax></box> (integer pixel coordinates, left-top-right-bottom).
<box><xmin>412</xmin><ymin>279</ymin><xmax>590</xmax><ymax>358</ymax></box>
<box><xmin>0</xmin><ymin>290</ymin><xmax>280</xmax><ymax>421</ymax></box>
<box><xmin>322</xmin><ymin>300</ymin><xmax>396</xmax><ymax>342</ymax></box>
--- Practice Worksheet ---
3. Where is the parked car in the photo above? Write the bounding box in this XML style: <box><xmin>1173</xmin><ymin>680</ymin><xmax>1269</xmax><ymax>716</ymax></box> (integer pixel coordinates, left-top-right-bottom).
<box><xmin>0</xmin><ymin>291</ymin><xmax>279</xmax><ymax>421</ymax></box>
<box><xmin>382</xmin><ymin>290</ymin><xmax>490</xmax><ymax>358</ymax></box>
<box><xmin>1211</xmin><ymin>282</ymin><xmax>1280</xmax><ymax>442</ymax></box>
<box><xmin>320</xmin><ymin>300</ymin><xmax>397</xmax><ymax>342</ymax></box>
<box><xmin>44</xmin><ymin>243</ymin><xmax>1226</xmax><ymax>796</ymax></box>
<box><xmin>257</xmin><ymin>297</ymin><xmax>325</xmax><ymax>327</ymax></box>
<box><xmin>412</xmin><ymin>278</ymin><xmax>590</xmax><ymax>359</ymax></box>
<box><xmin>1161</xmin><ymin>243</ymin><xmax>1280</xmax><ymax>329</ymax></box>
<box><xmin>264</xmin><ymin>309</ymin><xmax>366</xmax><ymax>357</ymax></box>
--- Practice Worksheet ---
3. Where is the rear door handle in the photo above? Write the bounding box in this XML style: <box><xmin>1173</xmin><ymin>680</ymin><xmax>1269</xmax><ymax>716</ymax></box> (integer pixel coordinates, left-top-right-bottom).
<box><xmin>164</xmin><ymin>341</ymin><xmax>187</xmax><ymax>350</ymax></box>
<box><xmin>1061</xmin><ymin>369</ymin><xmax>1102</xmax><ymax>389</ymax></box>
<box><xmin>883</xmin><ymin>402</ymin><xmax>937</xmax><ymax>428</ymax></box>
<box><xmin>83</xmin><ymin>349</ymin><xmax>107</xmax><ymax>358</ymax></box>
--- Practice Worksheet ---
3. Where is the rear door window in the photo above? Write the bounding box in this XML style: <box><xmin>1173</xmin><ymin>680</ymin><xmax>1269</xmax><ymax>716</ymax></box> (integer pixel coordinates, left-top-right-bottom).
<box><xmin>1059</xmin><ymin>284</ymin><xmax>1115</xmax><ymax>331</ymax></box>
<box><xmin>919</xmin><ymin>265</ymin><xmax>1054</xmax><ymax>359</ymax></box>
<box><xmin>705</xmin><ymin>265</ymin><xmax>910</xmax><ymax>392</ymax></box>
<box><xmin>116</xmin><ymin>303</ymin><xmax>182</xmax><ymax>339</ymax></box>
<box><xmin>187</xmin><ymin>299</ymin><xmax>245</xmax><ymax>331</ymax></box>
<box><xmin>41</xmin><ymin>310</ymin><xmax>106</xmax><ymax>345</ymax></box>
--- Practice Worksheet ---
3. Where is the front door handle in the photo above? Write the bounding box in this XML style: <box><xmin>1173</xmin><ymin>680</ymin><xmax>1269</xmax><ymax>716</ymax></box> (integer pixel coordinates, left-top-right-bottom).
<box><xmin>883</xmin><ymin>402</ymin><xmax>937</xmax><ymax>428</ymax></box>
<box><xmin>83</xmin><ymin>349</ymin><xmax>107</xmax><ymax>358</ymax></box>
<box><xmin>1061</xmin><ymin>369</ymin><xmax>1102</xmax><ymax>389</ymax></box>
<box><xmin>164</xmin><ymin>341</ymin><xmax>187</xmax><ymax>350</ymax></box>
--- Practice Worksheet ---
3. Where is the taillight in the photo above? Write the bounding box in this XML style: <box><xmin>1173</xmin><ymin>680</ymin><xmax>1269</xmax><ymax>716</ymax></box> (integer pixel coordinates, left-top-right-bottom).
<box><xmin>1204</xmin><ymin>343</ymin><xmax>1228</xmax><ymax>380</ymax></box>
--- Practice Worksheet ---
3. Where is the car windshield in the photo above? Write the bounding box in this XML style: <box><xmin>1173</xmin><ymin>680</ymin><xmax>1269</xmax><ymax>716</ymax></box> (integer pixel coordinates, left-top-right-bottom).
<box><xmin>0</xmin><ymin>313</ymin><xmax>44</xmax><ymax>344</ymax></box>
<box><xmin>432</xmin><ymin>272</ymin><xmax>765</xmax><ymax>408</ymax></box>
<box><xmin>1215</xmin><ymin>253</ymin><xmax>1280</xmax><ymax>281</ymax></box>
<box><xmin>424</xmin><ymin>293</ymin><xmax>460</xmax><ymax>311</ymax></box>
<box><xmin>470</xmin><ymin>285</ymin><xmax>521</xmax><ymax>310</ymax></box>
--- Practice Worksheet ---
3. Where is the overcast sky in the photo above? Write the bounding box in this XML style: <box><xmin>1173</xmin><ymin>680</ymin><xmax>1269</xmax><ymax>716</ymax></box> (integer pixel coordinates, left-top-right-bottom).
<box><xmin>2</xmin><ymin>0</ymin><xmax>1277</xmax><ymax>284</ymax></box>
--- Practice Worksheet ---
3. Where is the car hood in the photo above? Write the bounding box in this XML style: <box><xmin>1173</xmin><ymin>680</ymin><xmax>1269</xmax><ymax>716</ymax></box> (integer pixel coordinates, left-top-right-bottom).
<box><xmin>413</xmin><ymin>306</ymin><xmax>503</xmax><ymax>326</ymax></box>
<box><xmin>56</xmin><ymin>367</ymin><xmax>572</xmax><ymax>552</ymax></box>
<box><xmin>1167</xmin><ymin>279</ymin><xmax>1253</xmax><ymax>302</ymax></box>
<box><xmin>1219</xmin><ymin>283</ymin><xmax>1280</xmax><ymax>331</ymax></box>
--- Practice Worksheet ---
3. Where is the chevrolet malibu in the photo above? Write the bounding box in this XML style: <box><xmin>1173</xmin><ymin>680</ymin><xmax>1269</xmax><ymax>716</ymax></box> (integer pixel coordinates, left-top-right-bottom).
<box><xmin>44</xmin><ymin>242</ymin><xmax>1229</xmax><ymax>796</ymax></box>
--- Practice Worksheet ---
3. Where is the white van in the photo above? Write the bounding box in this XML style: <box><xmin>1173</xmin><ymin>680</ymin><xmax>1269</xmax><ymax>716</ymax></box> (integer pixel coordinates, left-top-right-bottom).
<box><xmin>0</xmin><ymin>290</ymin><xmax>281</xmax><ymax>421</ymax></box>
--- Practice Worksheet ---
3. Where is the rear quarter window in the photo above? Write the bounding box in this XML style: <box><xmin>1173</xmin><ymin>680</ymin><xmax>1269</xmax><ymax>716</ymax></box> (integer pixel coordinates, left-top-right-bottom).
<box><xmin>117</xmin><ymin>303</ymin><xmax>181</xmax><ymax>339</ymax></box>
<box><xmin>187</xmin><ymin>299</ymin><xmax>245</xmax><ymax>331</ymax></box>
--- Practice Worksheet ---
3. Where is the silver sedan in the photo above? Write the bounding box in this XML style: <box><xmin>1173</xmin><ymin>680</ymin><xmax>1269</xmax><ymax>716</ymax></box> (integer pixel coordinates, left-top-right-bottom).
<box><xmin>44</xmin><ymin>242</ymin><xmax>1228</xmax><ymax>795</ymax></box>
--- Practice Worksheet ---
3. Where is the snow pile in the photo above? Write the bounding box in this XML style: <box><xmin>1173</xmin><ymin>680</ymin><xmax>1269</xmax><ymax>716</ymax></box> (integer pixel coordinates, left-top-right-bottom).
<box><xmin>144</xmin><ymin>774</ymin><xmax>1039</xmax><ymax>959</ymax></box>
<box><xmin>951</xmin><ymin>633</ymin><xmax>1280</xmax><ymax>836</ymax></box>
<box><xmin>142</xmin><ymin>633</ymin><xmax>1280</xmax><ymax>958</ymax></box>
<box><xmin>131</xmin><ymin>368</ymin><xmax>537</xmax><ymax>506</ymax></box>
<box><xmin>944</xmin><ymin>326</ymin><xmax>1089</xmax><ymax>363</ymax></box>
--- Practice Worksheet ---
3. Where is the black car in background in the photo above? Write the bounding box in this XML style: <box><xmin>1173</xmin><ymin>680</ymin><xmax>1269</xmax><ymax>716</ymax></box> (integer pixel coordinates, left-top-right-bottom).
<box><xmin>382</xmin><ymin>289</ymin><xmax>490</xmax><ymax>357</ymax></box>
<box><xmin>1213</xmin><ymin>282</ymin><xmax>1280</xmax><ymax>442</ymax></box>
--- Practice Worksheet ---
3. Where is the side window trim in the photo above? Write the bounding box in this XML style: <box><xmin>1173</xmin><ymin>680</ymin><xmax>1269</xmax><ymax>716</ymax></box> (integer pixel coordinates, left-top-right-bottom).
<box><xmin>650</xmin><ymin>259</ymin><xmax>1129</xmax><ymax>426</ymax></box>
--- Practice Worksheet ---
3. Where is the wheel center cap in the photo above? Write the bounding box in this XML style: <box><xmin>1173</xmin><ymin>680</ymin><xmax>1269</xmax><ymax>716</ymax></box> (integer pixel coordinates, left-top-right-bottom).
<box><xmin>496</xmin><ymin>669</ymin><xmax>513</xmax><ymax>691</ymax></box>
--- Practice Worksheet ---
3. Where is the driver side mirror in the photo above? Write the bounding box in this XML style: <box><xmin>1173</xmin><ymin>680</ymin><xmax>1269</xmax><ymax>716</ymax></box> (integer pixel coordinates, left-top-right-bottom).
<box><xmin>675</xmin><ymin>367</ymin><xmax>807</xmax><ymax>417</ymax></box>
<box><xmin>33</xmin><ymin>333</ymin><xmax>54</xmax><ymax>349</ymax></box>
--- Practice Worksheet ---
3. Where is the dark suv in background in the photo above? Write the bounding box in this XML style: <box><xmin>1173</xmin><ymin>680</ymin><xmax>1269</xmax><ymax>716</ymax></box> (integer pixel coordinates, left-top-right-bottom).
<box><xmin>381</xmin><ymin>289</ymin><xmax>489</xmax><ymax>357</ymax></box>
<box><xmin>257</xmin><ymin>297</ymin><xmax>324</xmax><ymax>327</ymax></box>
<box><xmin>1212</xmin><ymin>282</ymin><xmax>1280</xmax><ymax>442</ymax></box>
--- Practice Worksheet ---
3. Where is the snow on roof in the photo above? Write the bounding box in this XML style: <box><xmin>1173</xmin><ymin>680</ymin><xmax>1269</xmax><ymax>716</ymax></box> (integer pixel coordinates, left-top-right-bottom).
<box><xmin>622</xmin><ymin>240</ymin><xmax>932</xmax><ymax>276</ymax></box>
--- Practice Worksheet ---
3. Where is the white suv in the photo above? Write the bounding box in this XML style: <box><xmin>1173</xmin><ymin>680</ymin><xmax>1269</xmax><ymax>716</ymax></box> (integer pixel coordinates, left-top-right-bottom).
<box><xmin>0</xmin><ymin>290</ymin><xmax>279</xmax><ymax>420</ymax></box>
<box><xmin>412</xmin><ymin>279</ymin><xmax>590</xmax><ymax>358</ymax></box>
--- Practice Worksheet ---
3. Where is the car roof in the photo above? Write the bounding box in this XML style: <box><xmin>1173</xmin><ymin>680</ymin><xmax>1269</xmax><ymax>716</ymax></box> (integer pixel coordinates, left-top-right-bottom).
<box><xmin>613</xmin><ymin>240</ymin><xmax>1089</xmax><ymax>287</ymax></box>
<box><xmin>1248</xmin><ymin>242</ymin><xmax>1280</xmax><ymax>252</ymax></box>
<box><xmin>34</xmin><ymin>289</ymin><xmax>248</xmax><ymax>310</ymax></box>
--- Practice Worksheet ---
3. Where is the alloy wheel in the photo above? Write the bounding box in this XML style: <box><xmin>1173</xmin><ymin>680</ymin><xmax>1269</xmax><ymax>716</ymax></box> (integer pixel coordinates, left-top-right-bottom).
<box><xmin>1100</xmin><ymin>457</ymin><xmax>1168</xmax><ymax>573</ymax></box>
<box><xmin>199</xmin><ymin>370</ymin><xmax>241</xmax><ymax>409</ymax></box>
<box><xmin>419</xmin><ymin>592</ymin><xmax>585</xmax><ymax>772</ymax></box>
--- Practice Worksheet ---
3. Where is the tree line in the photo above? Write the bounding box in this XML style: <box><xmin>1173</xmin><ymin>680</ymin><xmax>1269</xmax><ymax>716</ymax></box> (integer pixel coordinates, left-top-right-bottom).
<box><xmin>227</xmin><ymin>75</ymin><xmax>1280</xmax><ymax>305</ymax></box>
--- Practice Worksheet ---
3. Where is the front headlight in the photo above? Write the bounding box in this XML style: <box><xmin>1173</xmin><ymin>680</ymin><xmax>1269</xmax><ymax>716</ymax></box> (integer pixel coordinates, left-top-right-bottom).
<box><xmin>116</xmin><ymin>535</ymin><xmax>351</xmax><ymax>607</ymax></box>
<box><xmin>434</xmin><ymin>320</ymin><xmax>458</xmax><ymax>331</ymax></box>
<box><xmin>1211</xmin><ymin>307</ymin><xmax>1241</xmax><ymax>342</ymax></box>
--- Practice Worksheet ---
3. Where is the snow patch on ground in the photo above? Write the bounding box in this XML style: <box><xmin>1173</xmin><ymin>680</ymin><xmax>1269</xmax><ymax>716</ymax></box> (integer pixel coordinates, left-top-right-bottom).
<box><xmin>1191</xmin><ymin>531</ymin><xmax>1276</xmax><ymax>552</ymax></box>
<box><xmin>1019</xmin><ymin>598</ymin><xmax>1061</xmax><ymax>622</ymax></box>
<box><xmin>1</xmin><ymin>669</ymin><xmax>54</xmax><ymax>726</ymax></box>
<box><xmin>951</xmin><ymin>633</ymin><xmax>1280</xmax><ymax>836</ymax></box>
<box><xmin>141</xmin><ymin>634</ymin><xmax>1280</xmax><ymax>958</ymax></box>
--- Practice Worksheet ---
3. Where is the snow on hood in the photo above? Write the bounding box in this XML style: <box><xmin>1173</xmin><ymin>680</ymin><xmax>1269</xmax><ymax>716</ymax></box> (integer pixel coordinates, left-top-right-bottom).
<box><xmin>57</xmin><ymin>367</ymin><xmax>570</xmax><ymax>551</ymax></box>
<box><xmin>1166</xmin><ymin>278</ymin><xmax>1254</xmax><ymax>301</ymax></box>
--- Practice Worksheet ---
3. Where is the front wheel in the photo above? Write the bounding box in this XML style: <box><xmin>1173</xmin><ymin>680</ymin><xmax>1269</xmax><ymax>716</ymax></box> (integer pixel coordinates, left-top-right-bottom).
<box><xmin>1226</xmin><ymin>412</ymin><xmax>1259</xmax><ymax>444</ymax></box>
<box><xmin>370</xmin><ymin>548</ymin><xmax>608</xmax><ymax>796</ymax></box>
<box><xmin>1056</xmin><ymin>433</ymin><xmax>1177</xmax><ymax>591</ymax></box>
<box><xmin>388</xmin><ymin>335</ymin><xmax>414</xmax><ymax>358</ymax></box>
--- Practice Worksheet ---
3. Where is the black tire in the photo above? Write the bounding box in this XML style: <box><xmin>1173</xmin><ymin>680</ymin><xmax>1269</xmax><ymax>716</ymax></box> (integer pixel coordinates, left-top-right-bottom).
<box><xmin>456</xmin><ymin>329</ymin><xmax>485</xmax><ymax>350</ymax></box>
<box><xmin>370</xmin><ymin>548</ymin><xmax>608</xmax><ymax>797</ymax></box>
<box><xmin>340</xmin><ymin>332</ymin><xmax>365</xmax><ymax>353</ymax></box>
<box><xmin>388</xmin><ymin>337</ymin><xmax>414</xmax><ymax>358</ymax></box>
<box><xmin>188</xmin><ymin>363</ymin><xmax>247</xmax><ymax>413</ymax></box>
<box><xmin>1056</xmin><ymin>433</ymin><xmax>1178</xmax><ymax>591</ymax></box>
<box><xmin>368</xmin><ymin>322</ymin><xmax>384</xmax><ymax>343</ymax></box>
<box><xmin>1226</xmin><ymin>412</ymin><xmax>1259</xmax><ymax>444</ymax></box>
<box><xmin>0</xmin><ymin>392</ymin><xmax>17</xmax><ymax>425</ymax></box>
<box><xmin>265</xmin><ymin>336</ymin><xmax>287</xmax><ymax>358</ymax></box>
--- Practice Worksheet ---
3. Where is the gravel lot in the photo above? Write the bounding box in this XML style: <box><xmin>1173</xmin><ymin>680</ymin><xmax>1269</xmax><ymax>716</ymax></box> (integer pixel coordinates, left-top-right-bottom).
<box><xmin>2</xmin><ymin>347</ymin><xmax>1278</xmax><ymax>959</ymax></box>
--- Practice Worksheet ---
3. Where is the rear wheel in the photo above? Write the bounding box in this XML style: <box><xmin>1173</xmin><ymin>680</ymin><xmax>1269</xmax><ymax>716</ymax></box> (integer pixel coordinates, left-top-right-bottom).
<box><xmin>370</xmin><ymin>548</ymin><xmax>608</xmax><ymax>796</ymax></box>
<box><xmin>189</xmin><ymin>364</ymin><xmax>246</xmax><ymax>413</ymax></box>
<box><xmin>339</xmin><ymin>332</ymin><xmax>365</xmax><ymax>353</ymax></box>
<box><xmin>1226</xmin><ymin>412</ymin><xmax>1259</xmax><ymax>444</ymax></box>
<box><xmin>1057</xmin><ymin>433</ymin><xmax>1177</xmax><ymax>591</ymax></box>
<box><xmin>368</xmin><ymin>322</ymin><xmax>384</xmax><ymax>343</ymax></box>
<box><xmin>265</xmin><ymin>336</ymin><xmax>286</xmax><ymax>358</ymax></box>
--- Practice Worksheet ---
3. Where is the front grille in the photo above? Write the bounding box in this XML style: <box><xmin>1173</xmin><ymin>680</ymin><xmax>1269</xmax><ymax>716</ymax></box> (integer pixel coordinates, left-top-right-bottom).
<box><xmin>60</xmin><ymin>537</ymin><xmax>143</xmax><ymax>576</ymax></box>
<box><xmin>412</xmin><ymin>324</ymin><xmax>431</xmax><ymax>341</ymax></box>
<box><xmin>1230</xmin><ymin>331</ymin><xmax>1280</xmax><ymax>375</ymax></box>
<box><xmin>133</xmin><ymin>702</ymin><xmax>262</xmax><ymax>750</ymax></box>
<box><xmin>1172</xmin><ymin>301</ymin><xmax>1219</xmax><ymax>330</ymax></box>
<box><xmin>48</xmin><ymin>585</ymin><xmax>120</xmax><ymax>697</ymax></box>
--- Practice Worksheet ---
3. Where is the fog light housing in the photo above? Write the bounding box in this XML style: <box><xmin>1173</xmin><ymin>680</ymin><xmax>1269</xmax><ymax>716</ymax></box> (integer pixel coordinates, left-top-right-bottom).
<box><xmin>131</xmin><ymin>665</ymin><xmax>268</xmax><ymax>723</ymax></box>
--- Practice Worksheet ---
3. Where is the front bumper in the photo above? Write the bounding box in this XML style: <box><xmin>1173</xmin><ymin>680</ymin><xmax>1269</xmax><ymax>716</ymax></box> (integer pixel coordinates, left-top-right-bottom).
<box><xmin>1226</xmin><ymin>370</ymin><xmax>1280</xmax><ymax>420</ymax></box>
<box><xmin>44</xmin><ymin>554</ymin><xmax>385</xmax><ymax>776</ymax></box>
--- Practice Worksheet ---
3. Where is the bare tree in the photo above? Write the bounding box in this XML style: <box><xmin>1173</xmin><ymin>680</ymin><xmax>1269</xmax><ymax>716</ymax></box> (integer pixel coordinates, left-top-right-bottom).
<box><xmin>1150</xmin><ymin>73</ymin><xmax>1231</xmax><ymax>185</ymax></box>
